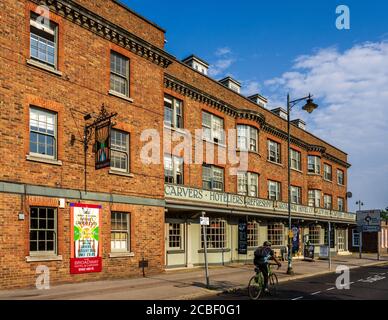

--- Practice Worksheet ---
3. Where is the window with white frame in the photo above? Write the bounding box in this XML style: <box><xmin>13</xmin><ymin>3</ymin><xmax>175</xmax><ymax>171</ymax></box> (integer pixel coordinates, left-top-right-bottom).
<box><xmin>110</xmin><ymin>51</ymin><xmax>129</xmax><ymax>97</ymax></box>
<box><xmin>30</xmin><ymin>12</ymin><xmax>58</xmax><ymax>68</ymax></box>
<box><xmin>308</xmin><ymin>190</ymin><xmax>321</xmax><ymax>207</ymax></box>
<box><xmin>202</xmin><ymin>111</ymin><xmax>225</xmax><ymax>144</ymax></box>
<box><xmin>201</xmin><ymin>219</ymin><xmax>226</xmax><ymax>249</ymax></box>
<box><xmin>30</xmin><ymin>207</ymin><xmax>57</xmax><ymax>255</ymax></box>
<box><xmin>168</xmin><ymin>223</ymin><xmax>182</xmax><ymax>249</ymax></box>
<box><xmin>237</xmin><ymin>125</ymin><xmax>258</xmax><ymax>152</ymax></box>
<box><xmin>338</xmin><ymin>197</ymin><xmax>345</xmax><ymax>212</ymax></box>
<box><xmin>111</xmin><ymin>129</ymin><xmax>130</xmax><ymax>173</ymax></box>
<box><xmin>111</xmin><ymin>212</ymin><xmax>130</xmax><ymax>252</ymax></box>
<box><xmin>268</xmin><ymin>223</ymin><xmax>284</xmax><ymax>246</ymax></box>
<box><xmin>352</xmin><ymin>229</ymin><xmax>360</xmax><ymax>247</ymax></box>
<box><xmin>202</xmin><ymin>165</ymin><xmax>224</xmax><ymax>191</ymax></box>
<box><xmin>164</xmin><ymin>155</ymin><xmax>184</xmax><ymax>185</ymax></box>
<box><xmin>291</xmin><ymin>186</ymin><xmax>302</xmax><ymax>204</ymax></box>
<box><xmin>324</xmin><ymin>164</ymin><xmax>332</xmax><ymax>181</ymax></box>
<box><xmin>268</xmin><ymin>140</ymin><xmax>281</xmax><ymax>163</ymax></box>
<box><xmin>308</xmin><ymin>156</ymin><xmax>321</xmax><ymax>174</ymax></box>
<box><xmin>324</xmin><ymin>194</ymin><xmax>332</xmax><ymax>209</ymax></box>
<box><xmin>247</xmin><ymin>220</ymin><xmax>259</xmax><ymax>247</ymax></box>
<box><xmin>337</xmin><ymin>170</ymin><xmax>345</xmax><ymax>185</ymax></box>
<box><xmin>237</xmin><ymin>172</ymin><xmax>259</xmax><ymax>197</ymax></box>
<box><xmin>164</xmin><ymin>95</ymin><xmax>183</xmax><ymax>129</ymax></box>
<box><xmin>290</xmin><ymin>149</ymin><xmax>301</xmax><ymax>171</ymax></box>
<box><xmin>29</xmin><ymin>107</ymin><xmax>57</xmax><ymax>159</ymax></box>
<box><xmin>268</xmin><ymin>180</ymin><xmax>281</xmax><ymax>201</ymax></box>
<box><xmin>309</xmin><ymin>225</ymin><xmax>321</xmax><ymax>245</ymax></box>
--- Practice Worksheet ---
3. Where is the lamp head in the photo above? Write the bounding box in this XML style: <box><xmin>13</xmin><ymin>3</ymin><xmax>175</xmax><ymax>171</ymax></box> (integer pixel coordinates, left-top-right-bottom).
<box><xmin>302</xmin><ymin>95</ymin><xmax>318</xmax><ymax>114</ymax></box>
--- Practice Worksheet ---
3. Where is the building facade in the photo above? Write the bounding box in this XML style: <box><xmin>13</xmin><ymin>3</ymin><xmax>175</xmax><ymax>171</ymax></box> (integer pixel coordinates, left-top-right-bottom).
<box><xmin>0</xmin><ymin>0</ymin><xmax>355</xmax><ymax>289</ymax></box>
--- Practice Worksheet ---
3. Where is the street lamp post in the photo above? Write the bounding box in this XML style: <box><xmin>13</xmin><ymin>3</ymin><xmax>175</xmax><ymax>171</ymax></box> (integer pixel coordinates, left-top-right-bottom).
<box><xmin>287</xmin><ymin>93</ymin><xmax>318</xmax><ymax>275</ymax></box>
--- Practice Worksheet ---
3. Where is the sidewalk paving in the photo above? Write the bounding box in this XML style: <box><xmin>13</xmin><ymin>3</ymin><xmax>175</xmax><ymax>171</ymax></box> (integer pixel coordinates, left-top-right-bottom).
<box><xmin>0</xmin><ymin>253</ymin><xmax>387</xmax><ymax>300</ymax></box>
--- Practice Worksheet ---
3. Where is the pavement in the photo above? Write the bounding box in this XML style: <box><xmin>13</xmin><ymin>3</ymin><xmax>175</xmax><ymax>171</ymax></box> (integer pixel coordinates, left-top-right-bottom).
<box><xmin>0</xmin><ymin>253</ymin><xmax>387</xmax><ymax>300</ymax></box>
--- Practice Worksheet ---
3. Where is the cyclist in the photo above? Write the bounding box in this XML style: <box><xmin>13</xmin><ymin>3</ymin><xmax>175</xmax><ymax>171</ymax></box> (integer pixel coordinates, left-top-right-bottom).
<box><xmin>254</xmin><ymin>241</ymin><xmax>282</xmax><ymax>293</ymax></box>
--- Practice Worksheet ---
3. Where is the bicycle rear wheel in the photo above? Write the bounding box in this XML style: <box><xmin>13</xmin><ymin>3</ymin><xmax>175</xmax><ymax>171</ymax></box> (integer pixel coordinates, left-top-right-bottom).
<box><xmin>248</xmin><ymin>274</ymin><xmax>263</xmax><ymax>300</ymax></box>
<box><xmin>269</xmin><ymin>273</ymin><xmax>278</xmax><ymax>297</ymax></box>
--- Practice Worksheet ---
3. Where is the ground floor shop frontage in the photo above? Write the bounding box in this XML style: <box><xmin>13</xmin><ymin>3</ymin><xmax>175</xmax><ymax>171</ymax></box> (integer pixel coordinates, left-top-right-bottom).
<box><xmin>165</xmin><ymin>184</ymin><xmax>356</xmax><ymax>269</ymax></box>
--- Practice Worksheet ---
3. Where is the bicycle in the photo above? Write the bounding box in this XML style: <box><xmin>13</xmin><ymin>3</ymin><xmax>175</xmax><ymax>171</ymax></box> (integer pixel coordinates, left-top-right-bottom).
<box><xmin>248</xmin><ymin>263</ymin><xmax>280</xmax><ymax>300</ymax></box>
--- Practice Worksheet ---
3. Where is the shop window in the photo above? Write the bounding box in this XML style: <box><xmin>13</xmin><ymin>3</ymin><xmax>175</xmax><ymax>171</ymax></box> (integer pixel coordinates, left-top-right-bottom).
<box><xmin>168</xmin><ymin>223</ymin><xmax>182</xmax><ymax>249</ymax></box>
<box><xmin>352</xmin><ymin>229</ymin><xmax>360</xmax><ymax>247</ymax></box>
<box><xmin>309</xmin><ymin>225</ymin><xmax>321</xmax><ymax>245</ymax></box>
<box><xmin>267</xmin><ymin>223</ymin><xmax>284</xmax><ymax>246</ymax></box>
<box><xmin>201</xmin><ymin>219</ymin><xmax>226</xmax><ymax>249</ymax></box>
<box><xmin>247</xmin><ymin>220</ymin><xmax>259</xmax><ymax>247</ymax></box>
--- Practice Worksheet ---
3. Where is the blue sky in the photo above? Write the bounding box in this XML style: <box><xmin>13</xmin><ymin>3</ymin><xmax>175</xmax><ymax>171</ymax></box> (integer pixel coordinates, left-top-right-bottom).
<box><xmin>123</xmin><ymin>0</ymin><xmax>388</xmax><ymax>212</ymax></box>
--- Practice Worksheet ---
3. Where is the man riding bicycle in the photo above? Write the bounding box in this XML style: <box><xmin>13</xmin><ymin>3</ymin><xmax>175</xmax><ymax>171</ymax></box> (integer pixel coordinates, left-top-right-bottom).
<box><xmin>254</xmin><ymin>241</ymin><xmax>282</xmax><ymax>293</ymax></box>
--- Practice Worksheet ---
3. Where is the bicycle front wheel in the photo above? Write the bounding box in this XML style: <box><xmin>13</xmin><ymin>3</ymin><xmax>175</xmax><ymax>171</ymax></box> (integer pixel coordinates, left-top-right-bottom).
<box><xmin>248</xmin><ymin>274</ymin><xmax>263</xmax><ymax>300</ymax></box>
<box><xmin>269</xmin><ymin>273</ymin><xmax>279</xmax><ymax>297</ymax></box>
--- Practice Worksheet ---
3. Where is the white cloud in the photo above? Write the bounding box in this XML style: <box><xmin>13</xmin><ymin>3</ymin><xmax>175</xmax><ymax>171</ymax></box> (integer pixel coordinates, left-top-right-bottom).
<box><xmin>209</xmin><ymin>47</ymin><xmax>235</xmax><ymax>77</ymax></box>
<box><xmin>264</xmin><ymin>41</ymin><xmax>388</xmax><ymax>211</ymax></box>
<box><xmin>241</xmin><ymin>80</ymin><xmax>261</xmax><ymax>96</ymax></box>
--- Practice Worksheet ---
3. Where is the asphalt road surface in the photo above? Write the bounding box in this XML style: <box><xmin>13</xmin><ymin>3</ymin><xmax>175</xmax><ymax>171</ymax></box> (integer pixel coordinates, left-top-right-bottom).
<box><xmin>201</xmin><ymin>263</ymin><xmax>388</xmax><ymax>300</ymax></box>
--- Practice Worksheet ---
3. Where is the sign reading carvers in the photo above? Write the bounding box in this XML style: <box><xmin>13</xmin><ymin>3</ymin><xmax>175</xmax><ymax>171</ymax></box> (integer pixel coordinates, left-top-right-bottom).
<box><xmin>357</xmin><ymin>210</ymin><xmax>381</xmax><ymax>233</ymax></box>
<box><xmin>164</xmin><ymin>185</ymin><xmax>356</xmax><ymax>222</ymax></box>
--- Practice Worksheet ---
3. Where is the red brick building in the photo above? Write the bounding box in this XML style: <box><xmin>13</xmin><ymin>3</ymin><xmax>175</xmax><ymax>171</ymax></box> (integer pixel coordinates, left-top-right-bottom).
<box><xmin>0</xmin><ymin>0</ymin><xmax>355</xmax><ymax>289</ymax></box>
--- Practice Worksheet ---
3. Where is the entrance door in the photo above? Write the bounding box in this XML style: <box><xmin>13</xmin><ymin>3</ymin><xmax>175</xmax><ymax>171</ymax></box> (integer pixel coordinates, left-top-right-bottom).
<box><xmin>165</xmin><ymin>222</ymin><xmax>186</xmax><ymax>268</ymax></box>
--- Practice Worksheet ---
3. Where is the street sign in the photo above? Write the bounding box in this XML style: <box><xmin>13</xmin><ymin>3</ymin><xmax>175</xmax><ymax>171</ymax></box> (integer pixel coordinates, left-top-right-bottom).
<box><xmin>357</xmin><ymin>210</ymin><xmax>381</xmax><ymax>233</ymax></box>
<box><xmin>200</xmin><ymin>217</ymin><xmax>210</xmax><ymax>226</ymax></box>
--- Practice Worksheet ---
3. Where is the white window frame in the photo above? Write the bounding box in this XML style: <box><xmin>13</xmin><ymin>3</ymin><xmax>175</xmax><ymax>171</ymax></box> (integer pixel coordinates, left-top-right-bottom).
<box><xmin>30</xmin><ymin>12</ymin><xmax>58</xmax><ymax>69</ymax></box>
<box><xmin>29</xmin><ymin>107</ymin><xmax>57</xmax><ymax>160</ymax></box>
<box><xmin>290</xmin><ymin>149</ymin><xmax>301</xmax><ymax>171</ymax></box>
<box><xmin>201</xmin><ymin>219</ymin><xmax>227</xmax><ymax>249</ymax></box>
<box><xmin>267</xmin><ymin>223</ymin><xmax>284</xmax><ymax>246</ymax></box>
<box><xmin>111</xmin><ymin>212</ymin><xmax>130</xmax><ymax>253</ymax></box>
<box><xmin>237</xmin><ymin>125</ymin><xmax>258</xmax><ymax>152</ymax></box>
<box><xmin>338</xmin><ymin>197</ymin><xmax>345</xmax><ymax>212</ymax></box>
<box><xmin>237</xmin><ymin>172</ymin><xmax>259</xmax><ymax>197</ymax></box>
<box><xmin>164</xmin><ymin>95</ymin><xmax>183</xmax><ymax>129</ymax></box>
<box><xmin>168</xmin><ymin>223</ymin><xmax>183</xmax><ymax>250</ymax></box>
<box><xmin>247</xmin><ymin>220</ymin><xmax>260</xmax><ymax>247</ymax></box>
<box><xmin>291</xmin><ymin>186</ymin><xmax>302</xmax><ymax>204</ymax></box>
<box><xmin>164</xmin><ymin>155</ymin><xmax>184</xmax><ymax>185</ymax></box>
<box><xmin>202</xmin><ymin>111</ymin><xmax>225</xmax><ymax>144</ymax></box>
<box><xmin>324</xmin><ymin>164</ymin><xmax>332</xmax><ymax>181</ymax></box>
<box><xmin>337</xmin><ymin>170</ymin><xmax>345</xmax><ymax>185</ymax></box>
<box><xmin>324</xmin><ymin>194</ymin><xmax>332</xmax><ymax>210</ymax></box>
<box><xmin>352</xmin><ymin>229</ymin><xmax>360</xmax><ymax>248</ymax></box>
<box><xmin>268</xmin><ymin>140</ymin><xmax>281</xmax><ymax>164</ymax></box>
<box><xmin>29</xmin><ymin>207</ymin><xmax>57</xmax><ymax>256</ymax></box>
<box><xmin>309</xmin><ymin>225</ymin><xmax>321</xmax><ymax>245</ymax></box>
<box><xmin>110</xmin><ymin>51</ymin><xmax>130</xmax><ymax>97</ymax></box>
<box><xmin>110</xmin><ymin>129</ymin><xmax>130</xmax><ymax>173</ymax></box>
<box><xmin>308</xmin><ymin>156</ymin><xmax>321</xmax><ymax>174</ymax></box>
<box><xmin>268</xmin><ymin>180</ymin><xmax>281</xmax><ymax>201</ymax></box>
<box><xmin>202</xmin><ymin>165</ymin><xmax>224</xmax><ymax>191</ymax></box>
<box><xmin>308</xmin><ymin>189</ymin><xmax>321</xmax><ymax>207</ymax></box>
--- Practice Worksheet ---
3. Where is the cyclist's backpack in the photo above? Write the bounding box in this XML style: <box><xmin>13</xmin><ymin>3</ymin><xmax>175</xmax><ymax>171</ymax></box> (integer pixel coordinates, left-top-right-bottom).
<box><xmin>254</xmin><ymin>247</ymin><xmax>272</xmax><ymax>265</ymax></box>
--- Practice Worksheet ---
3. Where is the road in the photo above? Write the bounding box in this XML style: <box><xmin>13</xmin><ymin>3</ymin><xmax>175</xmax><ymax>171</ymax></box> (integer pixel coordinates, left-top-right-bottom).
<box><xmin>200</xmin><ymin>263</ymin><xmax>388</xmax><ymax>300</ymax></box>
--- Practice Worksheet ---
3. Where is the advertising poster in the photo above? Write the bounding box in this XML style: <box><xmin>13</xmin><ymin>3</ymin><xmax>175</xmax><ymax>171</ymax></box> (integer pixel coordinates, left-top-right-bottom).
<box><xmin>70</xmin><ymin>203</ymin><xmax>102</xmax><ymax>274</ymax></box>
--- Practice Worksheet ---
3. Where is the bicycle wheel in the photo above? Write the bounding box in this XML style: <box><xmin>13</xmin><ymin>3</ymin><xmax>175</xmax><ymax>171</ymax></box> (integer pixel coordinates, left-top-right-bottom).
<box><xmin>268</xmin><ymin>273</ymin><xmax>279</xmax><ymax>297</ymax></box>
<box><xmin>248</xmin><ymin>274</ymin><xmax>263</xmax><ymax>300</ymax></box>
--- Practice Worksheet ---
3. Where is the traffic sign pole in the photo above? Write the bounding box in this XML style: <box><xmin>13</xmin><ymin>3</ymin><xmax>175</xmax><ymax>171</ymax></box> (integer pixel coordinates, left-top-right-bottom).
<box><xmin>201</xmin><ymin>212</ymin><xmax>210</xmax><ymax>288</ymax></box>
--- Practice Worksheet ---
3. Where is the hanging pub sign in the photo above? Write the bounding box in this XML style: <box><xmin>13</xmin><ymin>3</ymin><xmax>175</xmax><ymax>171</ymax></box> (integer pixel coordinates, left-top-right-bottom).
<box><xmin>70</xmin><ymin>203</ymin><xmax>102</xmax><ymax>274</ymax></box>
<box><xmin>95</xmin><ymin>120</ymin><xmax>111</xmax><ymax>170</ymax></box>
<box><xmin>238</xmin><ymin>219</ymin><xmax>248</xmax><ymax>255</ymax></box>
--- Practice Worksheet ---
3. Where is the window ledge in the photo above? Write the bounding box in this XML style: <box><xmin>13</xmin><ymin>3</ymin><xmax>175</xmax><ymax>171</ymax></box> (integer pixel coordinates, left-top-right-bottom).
<box><xmin>198</xmin><ymin>248</ymin><xmax>231</xmax><ymax>254</ymax></box>
<box><xmin>164</xmin><ymin>125</ymin><xmax>187</xmax><ymax>135</ymax></box>
<box><xmin>237</xmin><ymin>149</ymin><xmax>261</xmax><ymax>157</ymax></box>
<box><xmin>109</xmin><ymin>252</ymin><xmax>135</xmax><ymax>258</ymax></box>
<box><xmin>27</xmin><ymin>155</ymin><xmax>63</xmax><ymax>166</ymax></box>
<box><xmin>26</xmin><ymin>255</ymin><xmax>63</xmax><ymax>263</ymax></box>
<box><xmin>323</xmin><ymin>178</ymin><xmax>333</xmax><ymax>183</ymax></box>
<box><xmin>27</xmin><ymin>59</ymin><xmax>62</xmax><ymax>77</ymax></box>
<box><xmin>267</xmin><ymin>160</ymin><xmax>283</xmax><ymax>167</ymax></box>
<box><xmin>108</xmin><ymin>90</ymin><xmax>134</xmax><ymax>103</ymax></box>
<box><xmin>337</xmin><ymin>183</ymin><xmax>345</xmax><ymax>187</ymax></box>
<box><xmin>167</xmin><ymin>250</ymin><xmax>185</xmax><ymax>254</ymax></box>
<box><xmin>291</xmin><ymin>168</ymin><xmax>303</xmax><ymax>174</ymax></box>
<box><xmin>307</xmin><ymin>173</ymin><xmax>322</xmax><ymax>177</ymax></box>
<box><xmin>109</xmin><ymin>169</ymin><xmax>134</xmax><ymax>178</ymax></box>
